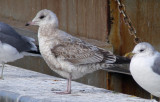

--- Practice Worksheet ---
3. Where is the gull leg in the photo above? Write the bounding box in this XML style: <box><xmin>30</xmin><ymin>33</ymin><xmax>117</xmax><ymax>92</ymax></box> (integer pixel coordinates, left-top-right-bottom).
<box><xmin>150</xmin><ymin>94</ymin><xmax>153</xmax><ymax>99</ymax></box>
<box><xmin>0</xmin><ymin>63</ymin><xmax>5</xmax><ymax>80</ymax></box>
<box><xmin>56</xmin><ymin>74</ymin><xmax>72</xmax><ymax>94</ymax></box>
<box><xmin>67</xmin><ymin>74</ymin><xmax>71</xmax><ymax>93</ymax></box>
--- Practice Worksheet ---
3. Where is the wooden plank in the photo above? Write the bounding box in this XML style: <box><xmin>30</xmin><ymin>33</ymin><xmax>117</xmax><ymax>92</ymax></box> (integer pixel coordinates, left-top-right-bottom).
<box><xmin>95</xmin><ymin>0</ymin><xmax>108</xmax><ymax>41</ymax></box>
<box><xmin>67</xmin><ymin>0</ymin><xmax>78</xmax><ymax>35</ymax></box>
<box><xmin>85</xmin><ymin>0</ymin><xmax>96</xmax><ymax>39</ymax></box>
<box><xmin>0</xmin><ymin>0</ymin><xmax>108</xmax><ymax>42</ymax></box>
<box><xmin>45</xmin><ymin>0</ymin><xmax>60</xmax><ymax>16</ymax></box>
<box><xmin>59</xmin><ymin>0</ymin><xmax>68</xmax><ymax>31</ymax></box>
<box><xmin>77</xmin><ymin>0</ymin><xmax>87</xmax><ymax>37</ymax></box>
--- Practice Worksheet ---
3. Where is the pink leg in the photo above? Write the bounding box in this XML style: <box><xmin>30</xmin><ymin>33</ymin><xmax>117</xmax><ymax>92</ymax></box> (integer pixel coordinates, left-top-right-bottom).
<box><xmin>0</xmin><ymin>63</ymin><xmax>5</xmax><ymax>80</ymax></box>
<box><xmin>67</xmin><ymin>75</ymin><xmax>71</xmax><ymax>93</ymax></box>
<box><xmin>56</xmin><ymin>74</ymin><xmax>72</xmax><ymax>94</ymax></box>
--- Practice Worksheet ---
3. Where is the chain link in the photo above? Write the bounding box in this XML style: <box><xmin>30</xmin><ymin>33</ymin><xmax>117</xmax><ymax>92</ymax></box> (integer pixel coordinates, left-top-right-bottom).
<box><xmin>115</xmin><ymin>0</ymin><xmax>141</xmax><ymax>44</ymax></box>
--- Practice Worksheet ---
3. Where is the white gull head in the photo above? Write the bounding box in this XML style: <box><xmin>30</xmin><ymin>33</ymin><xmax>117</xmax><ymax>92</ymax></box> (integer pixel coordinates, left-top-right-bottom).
<box><xmin>132</xmin><ymin>42</ymin><xmax>155</xmax><ymax>57</ymax></box>
<box><xmin>31</xmin><ymin>9</ymin><xmax>58</xmax><ymax>27</ymax></box>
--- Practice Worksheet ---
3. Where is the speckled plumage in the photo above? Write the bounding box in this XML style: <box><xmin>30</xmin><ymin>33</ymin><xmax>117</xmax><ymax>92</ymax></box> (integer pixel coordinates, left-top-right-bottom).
<box><xmin>28</xmin><ymin>9</ymin><xmax>130</xmax><ymax>94</ymax></box>
<box><xmin>38</xmin><ymin>26</ymin><xmax>116</xmax><ymax>79</ymax></box>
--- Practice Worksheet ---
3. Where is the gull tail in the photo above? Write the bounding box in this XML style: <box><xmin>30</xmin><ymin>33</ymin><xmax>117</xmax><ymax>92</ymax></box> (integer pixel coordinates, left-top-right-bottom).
<box><xmin>22</xmin><ymin>36</ymin><xmax>41</xmax><ymax>57</ymax></box>
<box><xmin>99</xmin><ymin>49</ymin><xmax>130</xmax><ymax>64</ymax></box>
<box><xmin>101</xmin><ymin>55</ymin><xmax>130</xmax><ymax>75</ymax></box>
<box><xmin>23</xmin><ymin>45</ymin><xmax>41</xmax><ymax>57</ymax></box>
<box><xmin>114</xmin><ymin>55</ymin><xmax>131</xmax><ymax>64</ymax></box>
<box><xmin>100</xmin><ymin>55</ymin><xmax>130</xmax><ymax>69</ymax></box>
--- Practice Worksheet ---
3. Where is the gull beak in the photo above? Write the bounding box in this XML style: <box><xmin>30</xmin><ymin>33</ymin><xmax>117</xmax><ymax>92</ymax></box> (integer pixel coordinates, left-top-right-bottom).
<box><xmin>124</xmin><ymin>52</ymin><xmax>135</xmax><ymax>59</ymax></box>
<box><xmin>25</xmin><ymin>21</ymin><xmax>35</xmax><ymax>26</ymax></box>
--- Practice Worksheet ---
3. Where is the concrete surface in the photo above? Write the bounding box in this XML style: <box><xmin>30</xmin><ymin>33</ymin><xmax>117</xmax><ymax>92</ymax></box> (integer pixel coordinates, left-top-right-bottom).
<box><xmin>0</xmin><ymin>65</ymin><xmax>156</xmax><ymax>102</ymax></box>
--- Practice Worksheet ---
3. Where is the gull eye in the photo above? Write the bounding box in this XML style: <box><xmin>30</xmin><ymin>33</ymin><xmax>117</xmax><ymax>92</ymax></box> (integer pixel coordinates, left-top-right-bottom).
<box><xmin>39</xmin><ymin>15</ymin><xmax>45</xmax><ymax>19</ymax></box>
<box><xmin>140</xmin><ymin>49</ymin><xmax>144</xmax><ymax>52</ymax></box>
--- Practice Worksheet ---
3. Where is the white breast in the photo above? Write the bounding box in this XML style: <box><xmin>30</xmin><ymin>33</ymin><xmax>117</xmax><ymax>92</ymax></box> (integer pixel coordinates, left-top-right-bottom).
<box><xmin>0</xmin><ymin>42</ymin><xmax>23</xmax><ymax>63</ymax></box>
<box><xmin>130</xmin><ymin>55</ymin><xmax>160</xmax><ymax>97</ymax></box>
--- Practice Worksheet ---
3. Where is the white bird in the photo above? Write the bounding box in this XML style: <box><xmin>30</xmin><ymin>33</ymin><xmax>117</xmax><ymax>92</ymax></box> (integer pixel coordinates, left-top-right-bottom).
<box><xmin>0</xmin><ymin>22</ymin><xmax>40</xmax><ymax>79</ymax></box>
<box><xmin>128</xmin><ymin>42</ymin><xmax>160</xmax><ymax>98</ymax></box>
<box><xmin>26</xmin><ymin>9</ymin><xmax>130</xmax><ymax>94</ymax></box>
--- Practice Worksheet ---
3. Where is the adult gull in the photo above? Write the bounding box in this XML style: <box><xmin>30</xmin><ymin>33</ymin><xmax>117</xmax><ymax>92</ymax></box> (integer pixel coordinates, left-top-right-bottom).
<box><xmin>0</xmin><ymin>22</ymin><xmax>40</xmax><ymax>79</ymax></box>
<box><xmin>127</xmin><ymin>42</ymin><xmax>160</xmax><ymax>98</ymax></box>
<box><xmin>26</xmin><ymin>9</ymin><xmax>130</xmax><ymax>94</ymax></box>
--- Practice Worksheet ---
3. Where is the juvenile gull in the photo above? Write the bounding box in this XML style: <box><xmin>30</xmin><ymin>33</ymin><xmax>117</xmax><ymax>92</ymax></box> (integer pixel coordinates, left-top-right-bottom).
<box><xmin>128</xmin><ymin>42</ymin><xmax>160</xmax><ymax>97</ymax></box>
<box><xmin>26</xmin><ymin>9</ymin><xmax>130</xmax><ymax>94</ymax></box>
<box><xmin>0</xmin><ymin>22</ymin><xmax>40</xmax><ymax>79</ymax></box>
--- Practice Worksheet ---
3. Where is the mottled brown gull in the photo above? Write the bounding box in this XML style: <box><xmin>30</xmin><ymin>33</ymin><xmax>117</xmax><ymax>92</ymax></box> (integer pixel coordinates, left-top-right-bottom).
<box><xmin>26</xmin><ymin>9</ymin><xmax>130</xmax><ymax>94</ymax></box>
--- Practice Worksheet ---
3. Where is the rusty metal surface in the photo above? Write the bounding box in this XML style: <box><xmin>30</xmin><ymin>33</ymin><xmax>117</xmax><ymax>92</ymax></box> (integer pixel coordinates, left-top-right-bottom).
<box><xmin>110</xmin><ymin>0</ymin><xmax>160</xmax><ymax>55</ymax></box>
<box><xmin>116</xmin><ymin>0</ymin><xmax>141</xmax><ymax>44</ymax></box>
<box><xmin>108</xmin><ymin>0</ymin><xmax>160</xmax><ymax>99</ymax></box>
<box><xmin>109</xmin><ymin>0</ymin><xmax>121</xmax><ymax>54</ymax></box>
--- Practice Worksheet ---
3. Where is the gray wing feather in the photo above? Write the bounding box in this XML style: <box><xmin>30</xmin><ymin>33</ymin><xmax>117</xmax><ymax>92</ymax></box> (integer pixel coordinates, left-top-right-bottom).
<box><xmin>0</xmin><ymin>22</ymin><xmax>21</xmax><ymax>38</ymax></box>
<box><xmin>0</xmin><ymin>22</ymin><xmax>35</xmax><ymax>52</ymax></box>
<box><xmin>152</xmin><ymin>54</ymin><xmax>160</xmax><ymax>75</ymax></box>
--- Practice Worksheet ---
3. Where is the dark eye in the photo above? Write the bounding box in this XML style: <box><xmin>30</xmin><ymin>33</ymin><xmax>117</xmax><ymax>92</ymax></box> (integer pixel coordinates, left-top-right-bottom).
<box><xmin>39</xmin><ymin>15</ymin><xmax>45</xmax><ymax>19</ymax></box>
<box><xmin>140</xmin><ymin>49</ymin><xmax>144</xmax><ymax>52</ymax></box>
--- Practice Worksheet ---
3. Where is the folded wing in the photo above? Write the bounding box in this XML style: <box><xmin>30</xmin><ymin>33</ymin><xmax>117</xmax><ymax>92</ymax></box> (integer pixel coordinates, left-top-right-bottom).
<box><xmin>51</xmin><ymin>38</ymin><xmax>116</xmax><ymax>65</ymax></box>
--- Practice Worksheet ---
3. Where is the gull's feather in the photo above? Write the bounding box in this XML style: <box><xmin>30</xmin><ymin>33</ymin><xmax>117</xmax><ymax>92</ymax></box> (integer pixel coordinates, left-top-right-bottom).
<box><xmin>0</xmin><ymin>22</ymin><xmax>37</xmax><ymax>52</ymax></box>
<box><xmin>51</xmin><ymin>37</ymin><xmax>116</xmax><ymax>65</ymax></box>
<box><xmin>151</xmin><ymin>53</ymin><xmax>160</xmax><ymax>75</ymax></box>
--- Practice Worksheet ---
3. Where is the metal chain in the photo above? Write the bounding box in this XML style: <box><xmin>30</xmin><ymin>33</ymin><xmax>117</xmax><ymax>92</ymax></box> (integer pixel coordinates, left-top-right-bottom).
<box><xmin>115</xmin><ymin>0</ymin><xmax>141</xmax><ymax>44</ymax></box>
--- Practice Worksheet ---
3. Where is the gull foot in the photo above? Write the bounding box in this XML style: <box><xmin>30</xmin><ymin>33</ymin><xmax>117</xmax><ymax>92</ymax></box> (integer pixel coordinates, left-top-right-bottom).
<box><xmin>51</xmin><ymin>88</ymin><xmax>61</xmax><ymax>91</ymax></box>
<box><xmin>55</xmin><ymin>91</ymin><xmax>71</xmax><ymax>94</ymax></box>
<box><xmin>51</xmin><ymin>88</ymin><xmax>71</xmax><ymax>94</ymax></box>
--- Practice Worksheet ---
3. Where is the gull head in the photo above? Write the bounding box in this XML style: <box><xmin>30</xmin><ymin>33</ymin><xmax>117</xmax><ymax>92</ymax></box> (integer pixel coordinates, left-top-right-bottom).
<box><xmin>132</xmin><ymin>42</ymin><xmax>155</xmax><ymax>57</ymax></box>
<box><xmin>26</xmin><ymin>9</ymin><xmax>58</xmax><ymax>27</ymax></box>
